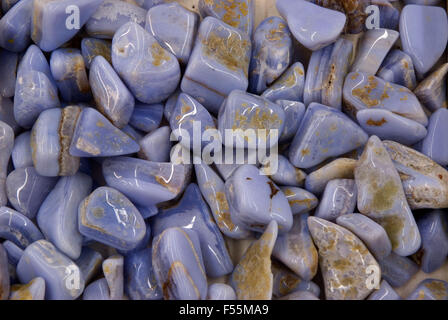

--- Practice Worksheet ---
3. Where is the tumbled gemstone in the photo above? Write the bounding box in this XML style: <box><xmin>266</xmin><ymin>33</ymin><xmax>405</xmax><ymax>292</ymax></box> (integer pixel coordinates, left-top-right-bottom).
<box><xmin>273</xmin><ymin>213</ymin><xmax>318</xmax><ymax>281</ymax></box>
<box><xmin>414</xmin><ymin>63</ymin><xmax>448</xmax><ymax>112</ymax></box>
<box><xmin>82</xmin><ymin>278</ymin><xmax>110</xmax><ymax>300</ymax></box>
<box><xmin>356</xmin><ymin>108</ymin><xmax>427</xmax><ymax>146</ymax></box>
<box><xmin>81</xmin><ymin>38</ymin><xmax>112</xmax><ymax>69</ymax></box>
<box><xmin>225</xmin><ymin>164</ymin><xmax>293</xmax><ymax>234</ymax></box>
<box><xmin>421</xmin><ymin>108</ymin><xmax>448</xmax><ymax>166</ymax></box>
<box><xmin>103</xmin><ymin>255</ymin><xmax>124</xmax><ymax>300</ymax></box>
<box><xmin>0</xmin><ymin>50</ymin><xmax>18</xmax><ymax>98</ymax></box>
<box><xmin>16</xmin><ymin>240</ymin><xmax>85</xmax><ymax>300</ymax></box>
<box><xmin>37</xmin><ymin>173</ymin><xmax>92</xmax><ymax>260</ymax></box>
<box><xmin>230</xmin><ymin>220</ymin><xmax>278</xmax><ymax>300</ymax></box>
<box><xmin>75</xmin><ymin>247</ymin><xmax>103</xmax><ymax>284</ymax></box>
<box><xmin>9</xmin><ymin>277</ymin><xmax>45</xmax><ymax>300</ymax></box>
<box><xmin>102</xmin><ymin>157</ymin><xmax>190</xmax><ymax>207</ymax></box>
<box><xmin>0</xmin><ymin>121</ymin><xmax>13</xmax><ymax>207</ymax></box>
<box><xmin>31</xmin><ymin>106</ymin><xmax>81</xmax><ymax>176</ymax></box>
<box><xmin>289</xmin><ymin>103</ymin><xmax>368</xmax><ymax>169</ymax></box>
<box><xmin>261</xmin><ymin>62</ymin><xmax>305</xmax><ymax>103</ymax></box>
<box><xmin>112</xmin><ymin>22</ymin><xmax>180</xmax><ymax>104</ymax></box>
<box><xmin>78</xmin><ymin>186</ymin><xmax>146</xmax><ymax>251</ymax></box>
<box><xmin>152</xmin><ymin>228</ymin><xmax>207</xmax><ymax>300</ymax></box>
<box><xmin>0</xmin><ymin>206</ymin><xmax>44</xmax><ymax>248</ymax></box>
<box><xmin>0</xmin><ymin>243</ymin><xmax>9</xmax><ymax>300</ymax></box>
<box><xmin>248</xmin><ymin>16</ymin><xmax>292</xmax><ymax>94</ymax></box>
<box><xmin>0</xmin><ymin>0</ymin><xmax>32</xmax><ymax>52</ymax></box>
<box><xmin>276</xmin><ymin>100</ymin><xmax>305</xmax><ymax>143</ymax></box>
<box><xmin>198</xmin><ymin>0</ymin><xmax>254</xmax><ymax>35</ymax></box>
<box><xmin>129</xmin><ymin>103</ymin><xmax>163</xmax><ymax>133</ymax></box>
<box><xmin>261</xmin><ymin>155</ymin><xmax>306</xmax><ymax>187</ymax></box>
<box><xmin>355</xmin><ymin>136</ymin><xmax>421</xmax><ymax>256</ymax></box>
<box><xmin>304</xmin><ymin>38</ymin><xmax>353</xmax><ymax>109</ymax></box>
<box><xmin>181</xmin><ymin>17</ymin><xmax>251</xmax><ymax>114</ymax></box>
<box><xmin>308</xmin><ymin>216</ymin><xmax>380</xmax><ymax>300</ymax></box>
<box><xmin>336</xmin><ymin>213</ymin><xmax>392</xmax><ymax>260</ymax></box>
<box><xmin>367</xmin><ymin>280</ymin><xmax>400</xmax><ymax>300</ymax></box>
<box><xmin>2</xmin><ymin>240</ymin><xmax>23</xmax><ymax>266</ymax></box>
<box><xmin>315</xmin><ymin>179</ymin><xmax>357</xmax><ymax>221</ymax></box>
<box><xmin>145</xmin><ymin>3</ymin><xmax>198</xmax><ymax>64</ymax></box>
<box><xmin>164</xmin><ymin>90</ymin><xmax>180</xmax><ymax>122</ymax></box>
<box><xmin>400</xmin><ymin>4</ymin><xmax>448</xmax><ymax>76</ymax></box>
<box><xmin>207</xmin><ymin>283</ymin><xmax>236</xmax><ymax>300</ymax></box>
<box><xmin>378</xmin><ymin>253</ymin><xmax>418</xmax><ymax>288</ymax></box>
<box><xmin>343</xmin><ymin>72</ymin><xmax>428</xmax><ymax>126</ymax></box>
<box><xmin>0</xmin><ymin>97</ymin><xmax>19</xmax><ymax>134</ymax></box>
<box><xmin>377</xmin><ymin>49</ymin><xmax>417</xmax><ymax>90</ymax></box>
<box><xmin>406</xmin><ymin>279</ymin><xmax>448</xmax><ymax>300</ymax></box>
<box><xmin>32</xmin><ymin>0</ymin><xmax>104</xmax><ymax>52</ymax></box>
<box><xmin>139</xmin><ymin>126</ymin><xmax>171</xmax><ymax>162</ymax></box>
<box><xmin>374</xmin><ymin>0</ymin><xmax>400</xmax><ymax>30</ymax></box>
<box><xmin>69</xmin><ymin>107</ymin><xmax>140</xmax><ymax>157</ymax></box>
<box><xmin>280</xmin><ymin>187</ymin><xmax>318</xmax><ymax>215</ymax></box>
<box><xmin>152</xmin><ymin>183</ymin><xmax>233</xmax><ymax>278</ymax></box>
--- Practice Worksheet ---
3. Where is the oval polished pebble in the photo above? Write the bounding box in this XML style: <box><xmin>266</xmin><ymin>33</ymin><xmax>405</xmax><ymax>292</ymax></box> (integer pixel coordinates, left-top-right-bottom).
<box><xmin>0</xmin><ymin>207</ymin><xmax>44</xmax><ymax>248</ymax></box>
<box><xmin>78</xmin><ymin>187</ymin><xmax>146</xmax><ymax>251</ymax></box>
<box><xmin>9</xmin><ymin>277</ymin><xmax>45</xmax><ymax>300</ymax></box>
<box><xmin>261</xmin><ymin>62</ymin><xmax>305</xmax><ymax>103</ymax></box>
<box><xmin>75</xmin><ymin>247</ymin><xmax>103</xmax><ymax>284</ymax></box>
<box><xmin>276</xmin><ymin>100</ymin><xmax>305</xmax><ymax>143</ymax></box>
<box><xmin>11</xmin><ymin>131</ymin><xmax>32</xmax><ymax>169</ymax></box>
<box><xmin>379</xmin><ymin>252</ymin><xmax>419</xmax><ymax>288</ymax></box>
<box><xmin>207</xmin><ymin>283</ymin><xmax>236</xmax><ymax>300</ymax></box>
<box><xmin>314</xmin><ymin>179</ymin><xmax>357</xmax><ymax>221</ymax></box>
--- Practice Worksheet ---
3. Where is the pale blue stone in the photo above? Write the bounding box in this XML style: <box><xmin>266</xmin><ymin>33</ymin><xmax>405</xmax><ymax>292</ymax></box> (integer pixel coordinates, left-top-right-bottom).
<box><xmin>90</xmin><ymin>55</ymin><xmax>134</xmax><ymax>128</ymax></box>
<box><xmin>304</xmin><ymin>38</ymin><xmax>353</xmax><ymax>109</ymax></box>
<box><xmin>164</xmin><ymin>90</ymin><xmax>180</xmax><ymax>122</ymax></box>
<box><xmin>85</xmin><ymin>0</ymin><xmax>147</xmax><ymax>39</ymax></box>
<box><xmin>421</xmin><ymin>108</ymin><xmax>448</xmax><ymax>166</ymax></box>
<box><xmin>145</xmin><ymin>2</ymin><xmax>198</xmax><ymax>64</ymax></box>
<box><xmin>83</xmin><ymin>278</ymin><xmax>110</xmax><ymax>300</ymax></box>
<box><xmin>81</xmin><ymin>38</ymin><xmax>112</xmax><ymax>69</ymax></box>
<box><xmin>0</xmin><ymin>206</ymin><xmax>44</xmax><ymax>248</ymax></box>
<box><xmin>289</xmin><ymin>103</ymin><xmax>368</xmax><ymax>169</ymax></box>
<box><xmin>139</xmin><ymin>126</ymin><xmax>172</xmax><ymax>162</ymax></box>
<box><xmin>2</xmin><ymin>0</ymin><xmax>20</xmax><ymax>12</ymax></box>
<box><xmin>16</xmin><ymin>44</ymin><xmax>53</xmax><ymax>80</ymax></box>
<box><xmin>0</xmin><ymin>49</ymin><xmax>18</xmax><ymax>97</ymax></box>
<box><xmin>377</xmin><ymin>49</ymin><xmax>417</xmax><ymax>90</ymax></box>
<box><xmin>11</xmin><ymin>132</ymin><xmax>32</xmax><ymax>169</ymax></box>
<box><xmin>129</xmin><ymin>103</ymin><xmax>164</xmax><ymax>133</ymax></box>
<box><xmin>75</xmin><ymin>247</ymin><xmax>103</xmax><ymax>284</ymax></box>
<box><xmin>0</xmin><ymin>97</ymin><xmax>19</xmax><ymax>134</ymax></box>
<box><xmin>414</xmin><ymin>63</ymin><xmax>448</xmax><ymax>112</ymax></box>
<box><xmin>207</xmin><ymin>283</ymin><xmax>236</xmax><ymax>300</ymax></box>
<box><xmin>261</xmin><ymin>155</ymin><xmax>306</xmax><ymax>187</ymax></box>
<box><xmin>248</xmin><ymin>16</ymin><xmax>292</xmax><ymax>94</ymax></box>
<box><xmin>103</xmin><ymin>255</ymin><xmax>124</xmax><ymax>300</ymax></box>
<box><xmin>78</xmin><ymin>187</ymin><xmax>146</xmax><ymax>251</ymax></box>
<box><xmin>6</xmin><ymin>167</ymin><xmax>58</xmax><ymax>219</ymax></box>
<box><xmin>261</xmin><ymin>62</ymin><xmax>305</xmax><ymax>103</ymax></box>
<box><xmin>375</xmin><ymin>0</ymin><xmax>400</xmax><ymax>30</ymax></box>
<box><xmin>181</xmin><ymin>17</ymin><xmax>251</xmax><ymax>114</ymax></box>
<box><xmin>0</xmin><ymin>120</ymin><xmax>14</xmax><ymax>206</ymax></box>
<box><xmin>0</xmin><ymin>243</ymin><xmax>9</xmax><ymax>299</ymax></box>
<box><xmin>368</xmin><ymin>280</ymin><xmax>401</xmax><ymax>300</ymax></box>
<box><xmin>32</xmin><ymin>0</ymin><xmax>103</xmax><ymax>52</ymax></box>
<box><xmin>2</xmin><ymin>240</ymin><xmax>23</xmax><ymax>266</ymax></box>
<box><xmin>69</xmin><ymin>107</ymin><xmax>140</xmax><ymax>157</ymax></box>
<box><xmin>152</xmin><ymin>183</ymin><xmax>234</xmax><ymax>277</ymax></box>
<box><xmin>356</xmin><ymin>108</ymin><xmax>427</xmax><ymax>146</ymax></box>
<box><xmin>315</xmin><ymin>179</ymin><xmax>357</xmax><ymax>222</ymax></box>
<box><xmin>152</xmin><ymin>228</ymin><xmax>207</xmax><ymax>300</ymax></box>
<box><xmin>135</xmin><ymin>0</ymin><xmax>166</xmax><ymax>10</ymax></box>
<box><xmin>337</xmin><ymin>213</ymin><xmax>392</xmax><ymax>260</ymax></box>
<box><xmin>122</xmin><ymin>124</ymin><xmax>144</xmax><ymax>142</ymax></box>
<box><xmin>17</xmin><ymin>240</ymin><xmax>85</xmax><ymax>300</ymax></box>
<box><xmin>400</xmin><ymin>4</ymin><xmax>448</xmax><ymax>76</ymax></box>
<box><xmin>280</xmin><ymin>186</ymin><xmax>318</xmax><ymax>215</ymax></box>
<box><xmin>0</xmin><ymin>0</ymin><xmax>32</xmax><ymax>52</ymax></box>
<box><xmin>276</xmin><ymin>100</ymin><xmax>305</xmax><ymax>143</ymax></box>
<box><xmin>112</xmin><ymin>22</ymin><xmax>180</xmax><ymax>104</ymax></box>
<box><xmin>135</xmin><ymin>204</ymin><xmax>158</xmax><ymax>219</ymax></box>
<box><xmin>276</xmin><ymin>0</ymin><xmax>346</xmax><ymax>51</ymax></box>
<box><xmin>103</xmin><ymin>157</ymin><xmax>190</xmax><ymax>207</ymax></box>
<box><xmin>225</xmin><ymin>164</ymin><xmax>293</xmax><ymax>234</ymax></box>
<box><xmin>9</xmin><ymin>276</ymin><xmax>46</xmax><ymax>300</ymax></box>
<box><xmin>407</xmin><ymin>279</ymin><xmax>448</xmax><ymax>300</ymax></box>
<box><xmin>37</xmin><ymin>173</ymin><xmax>92</xmax><ymax>260</ymax></box>
<box><xmin>378</xmin><ymin>253</ymin><xmax>419</xmax><ymax>288</ymax></box>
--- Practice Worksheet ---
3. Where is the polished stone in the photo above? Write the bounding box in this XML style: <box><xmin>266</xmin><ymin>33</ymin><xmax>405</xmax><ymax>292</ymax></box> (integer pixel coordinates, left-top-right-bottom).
<box><xmin>407</xmin><ymin>279</ymin><xmax>448</xmax><ymax>300</ymax></box>
<box><xmin>2</xmin><ymin>240</ymin><xmax>23</xmax><ymax>266</ymax></box>
<box><xmin>315</xmin><ymin>179</ymin><xmax>357</xmax><ymax>221</ymax></box>
<box><xmin>9</xmin><ymin>277</ymin><xmax>45</xmax><ymax>300</ymax></box>
<box><xmin>0</xmin><ymin>243</ymin><xmax>9</xmax><ymax>299</ymax></box>
<box><xmin>377</xmin><ymin>49</ymin><xmax>417</xmax><ymax>90</ymax></box>
<box><xmin>0</xmin><ymin>206</ymin><xmax>44</xmax><ymax>248</ymax></box>
<box><xmin>0</xmin><ymin>0</ymin><xmax>32</xmax><ymax>52</ymax></box>
<box><xmin>103</xmin><ymin>255</ymin><xmax>124</xmax><ymax>300</ymax></box>
<box><xmin>0</xmin><ymin>97</ymin><xmax>19</xmax><ymax>134</ymax></box>
<box><xmin>11</xmin><ymin>131</ymin><xmax>32</xmax><ymax>169</ymax></box>
<box><xmin>414</xmin><ymin>63</ymin><xmax>448</xmax><ymax>112</ymax></box>
<box><xmin>75</xmin><ymin>247</ymin><xmax>103</xmax><ymax>284</ymax></box>
<box><xmin>139</xmin><ymin>126</ymin><xmax>171</xmax><ymax>162</ymax></box>
<box><xmin>261</xmin><ymin>62</ymin><xmax>305</xmax><ymax>103</ymax></box>
<box><xmin>82</xmin><ymin>278</ymin><xmax>110</xmax><ymax>300</ymax></box>
<box><xmin>0</xmin><ymin>120</ymin><xmax>13</xmax><ymax>207</ymax></box>
<box><xmin>261</xmin><ymin>155</ymin><xmax>306</xmax><ymax>187</ymax></box>
<box><xmin>276</xmin><ymin>100</ymin><xmax>305</xmax><ymax>143</ymax></box>
<box><xmin>129</xmin><ymin>103</ymin><xmax>163</xmax><ymax>133</ymax></box>
<box><xmin>81</xmin><ymin>38</ymin><xmax>112</xmax><ymax>69</ymax></box>
<box><xmin>280</xmin><ymin>187</ymin><xmax>318</xmax><ymax>215</ymax></box>
<box><xmin>421</xmin><ymin>108</ymin><xmax>448</xmax><ymax>166</ymax></box>
<box><xmin>207</xmin><ymin>283</ymin><xmax>236</xmax><ymax>300</ymax></box>
<box><xmin>367</xmin><ymin>280</ymin><xmax>400</xmax><ymax>300</ymax></box>
<box><xmin>0</xmin><ymin>49</ymin><xmax>18</xmax><ymax>97</ymax></box>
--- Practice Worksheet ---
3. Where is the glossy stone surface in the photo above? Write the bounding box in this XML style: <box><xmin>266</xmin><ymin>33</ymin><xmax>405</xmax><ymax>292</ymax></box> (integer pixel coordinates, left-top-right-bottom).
<box><xmin>416</xmin><ymin>210</ymin><xmax>448</xmax><ymax>274</ymax></box>
<box><xmin>337</xmin><ymin>213</ymin><xmax>392</xmax><ymax>260</ymax></box>
<box><xmin>273</xmin><ymin>213</ymin><xmax>318</xmax><ymax>281</ymax></box>
<box><xmin>31</xmin><ymin>107</ymin><xmax>81</xmax><ymax>176</ymax></box>
<box><xmin>112</xmin><ymin>22</ymin><xmax>180</xmax><ymax>104</ymax></box>
<box><xmin>377</xmin><ymin>49</ymin><xmax>417</xmax><ymax>90</ymax></box>
<box><xmin>152</xmin><ymin>183</ymin><xmax>233</xmax><ymax>278</ymax></box>
<box><xmin>414</xmin><ymin>63</ymin><xmax>448</xmax><ymax>112</ymax></box>
<box><xmin>70</xmin><ymin>107</ymin><xmax>140</xmax><ymax>157</ymax></box>
<box><xmin>86</xmin><ymin>0</ymin><xmax>147</xmax><ymax>39</ymax></box>
<box><xmin>81</xmin><ymin>38</ymin><xmax>112</xmax><ymax>69</ymax></box>
<box><xmin>356</xmin><ymin>109</ymin><xmax>427</xmax><ymax>146</ymax></box>
<box><xmin>0</xmin><ymin>50</ymin><xmax>18</xmax><ymax>97</ymax></box>
<box><xmin>152</xmin><ymin>228</ymin><xmax>207</xmax><ymax>300</ymax></box>
<box><xmin>0</xmin><ymin>97</ymin><xmax>19</xmax><ymax>134</ymax></box>
<box><xmin>0</xmin><ymin>243</ymin><xmax>9</xmax><ymax>300</ymax></box>
<box><xmin>308</xmin><ymin>216</ymin><xmax>380</xmax><ymax>300</ymax></box>
<box><xmin>181</xmin><ymin>17</ymin><xmax>251</xmax><ymax>114</ymax></box>
<box><xmin>82</xmin><ymin>278</ymin><xmax>110</xmax><ymax>300</ymax></box>
<box><xmin>261</xmin><ymin>155</ymin><xmax>306</xmax><ymax>187</ymax></box>
<box><xmin>198</xmin><ymin>0</ymin><xmax>254</xmax><ymax>35</ymax></box>
<box><xmin>379</xmin><ymin>253</ymin><xmax>418</xmax><ymax>288</ymax></box>
<box><xmin>280</xmin><ymin>187</ymin><xmax>318</xmax><ymax>215</ymax></box>
<box><xmin>304</xmin><ymin>38</ymin><xmax>352</xmax><ymax>109</ymax></box>
<box><xmin>0</xmin><ymin>206</ymin><xmax>44</xmax><ymax>248</ymax></box>
<box><xmin>124</xmin><ymin>247</ymin><xmax>162</xmax><ymax>300</ymax></box>
<box><xmin>9</xmin><ymin>277</ymin><xmax>46</xmax><ymax>300</ymax></box>
<box><xmin>261</xmin><ymin>62</ymin><xmax>305</xmax><ymax>103</ymax></box>
<box><xmin>351</xmin><ymin>29</ymin><xmax>399</xmax><ymax>75</ymax></box>
<box><xmin>145</xmin><ymin>3</ymin><xmax>198</xmax><ymax>64</ymax></box>
<box><xmin>75</xmin><ymin>247</ymin><xmax>103</xmax><ymax>284</ymax></box>
<box><xmin>368</xmin><ymin>280</ymin><xmax>400</xmax><ymax>300</ymax></box>
<box><xmin>277</xmin><ymin>0</ymin><xmax>346</xmax><ymax>51</ymax></box>
<box><xmin>315</xmin><ymin>179</ymin><xmax>357</xmax><ymax>221</ymax></box>
<box><xmin>103</xmin><ymin>157</ymin><xmax>190</xmax><ymax>207</ymax></box>
<box><xmin>248</xmin><ymin>16</ymin><xmax>292</xmax><ymax>94</ymax></box>
<box><xmin>407</xmin><ymin>279</ymin><xmax>448</xmax><ymax>300</ymax></box>
<box><xmin>343</xmin><ymin>72</ymin><xmax>428</xmax><ymax>126</ymax></box>
<box><xmin>78</xmin><ymin>187</ymin><xmax>146</xmax><ymax>251</ymax></box>
<box><xmin>400</xmin><ymin>4</ymin><xmax>448</xmax><ymax>76</ymax></box>
<box><xmin>0</xmin><ymin>0</ymin><xmax>32</xmax><ymax>52</ymax></box>
<box><xmin>139</xmin><ymin>126</ymin><xmax>171</xmax><ymax>162</ymax></box>
<box><xmin>2</xmin><ymin>240</ymin><xmax>23</xmax><ymax>266</ymax></box>
<box><xmin>230</xmin><ymin>220</ymin><xmax>278</xmax><ymax>300</ymax></box>
<box><xmin>11</xmin><ymin>132</ymin><xmax>32</xmax><ymax>169</ymax></box>
<box><xmin>37</xmin><ymin>173</ymin><xmax>92</xmax><ymax>260</ymax></box>
<box><xmin>90</xmin><ymin>55</ymin><xmax>134</xmax><ymax>128</ymax></box>
<box><xmin>6</xmin><ymin>167</ymin><xmax>58</xmax><ymax>219</ymax></box>
<box><xmin>383</xmin><ymin>140</ymin><xmax>448</xmax><ymax>209</ymax></box>
<box><xmin>421</xmin><ymin>108</ymin><xmax>448</xmax><ymax>166</ymax></box>
<box><xmin>289</xmin><ymin>103</ymin><xmax>368</xmax><ymax>169</ymax></box>
<box><xmin>276</xmin><ymin>100</ymin><xmax>305</xmax><ymax>143</ymax></box>
<box><xmin>0</xmin><ymin>120</ymin><xmax>13</xmax><ymax>206</ymax></box>
<box><xmin>32</xmin><ymin>0</ymin><xmax>104</xmax><ymax>52</ymax></box>
<box><xmin>355</xmin><ymin>136</ymin><xmax>421</xmax><ymax>256</ymax></box>
<box><xmin>374</xmin><ymin>0</ymin><xmax>400</xmax><ymax>30</ymax></box>
<box><xmin>225</xmin><ymin>164</ymin><xmax>293</xmax><ymax>234</ymax></box>
<box><xmin>103</xmin><ymin>255</ymin><xmax>124</xmax><ymax>300</ymax></box>
<box><xmin>17</xmin><ymin>240</ymin><xmax>84</xmax><ymax>300</ymax></box>
<box><xmin>207</xmin><ymin>283</ymin><xmax>236</xmax><ymax>300</ymax></box>
<box><xmin>129</xmin><ymin>103</ymin><xmax>163</xmax><ymax>133</ymax></box>
<box><xmin>195</xmin><ymin>162</ymin><xmax>251</xmax><ymax>239</ymax></box>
